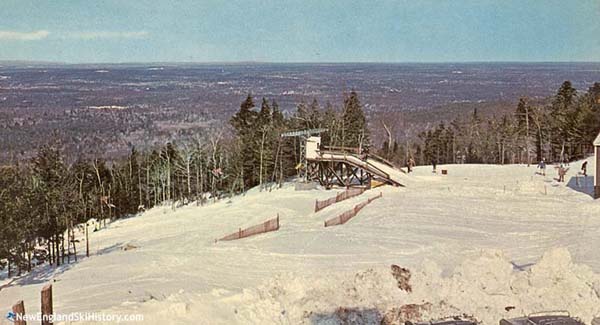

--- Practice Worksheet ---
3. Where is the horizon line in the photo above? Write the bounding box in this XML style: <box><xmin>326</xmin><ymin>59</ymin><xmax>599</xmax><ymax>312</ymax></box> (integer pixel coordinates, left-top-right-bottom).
<box><xmin>1</xmin><ymin>60</ymin><xmax>600</xmax><ymax>66</ymax></box>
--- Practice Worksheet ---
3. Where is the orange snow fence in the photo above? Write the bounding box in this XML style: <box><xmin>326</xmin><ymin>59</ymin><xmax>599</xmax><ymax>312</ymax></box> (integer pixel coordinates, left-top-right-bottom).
<box><xmin>324</xmin><ymin>192</ymin><xmax>382</xmax><ymax>227</ymax></box>
<box><xmin>218</xmin><ymin>214</ymin><xmax>280</xmax><ymax>241</ymax></box>
<box><xmin>315</xmin><ymin>187</ymin><xmax>366</xmax><ymax>212</ymax></box>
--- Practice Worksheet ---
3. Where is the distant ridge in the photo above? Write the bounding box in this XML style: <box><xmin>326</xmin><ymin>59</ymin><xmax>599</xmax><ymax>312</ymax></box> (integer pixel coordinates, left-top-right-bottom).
<box><xmin>2</xmin><ymin>60</ymin><xmax>600</xmax><ymax>68</ymax></box>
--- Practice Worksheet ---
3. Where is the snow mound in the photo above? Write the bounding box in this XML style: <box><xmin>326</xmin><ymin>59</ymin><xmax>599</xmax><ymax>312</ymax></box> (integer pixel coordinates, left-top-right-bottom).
<box><xmin>173</xmin><ymin>248</ymin><xmax>600</xmax><ymax>325</ymax></box>
<box><xmin>412</xmin><ymin>248</ymin><xmax>600</xmax><ymax>324</ymax></box>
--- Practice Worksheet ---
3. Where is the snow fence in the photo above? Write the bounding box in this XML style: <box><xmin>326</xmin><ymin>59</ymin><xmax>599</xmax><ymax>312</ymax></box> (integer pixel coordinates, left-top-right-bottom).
<box><xmin>324</xmin><ymin>192</ymin><xmax>382</xmax><ymax>227</ymax></box>
<box><xmin>218</xmin><ymin>215</ymin><xmax>280</xmax><ymax>241</ymax></box>
<box><xmin>315</xmin><ymin>187</ymin><xmax>366</xmax><ymax>212</ymax></box>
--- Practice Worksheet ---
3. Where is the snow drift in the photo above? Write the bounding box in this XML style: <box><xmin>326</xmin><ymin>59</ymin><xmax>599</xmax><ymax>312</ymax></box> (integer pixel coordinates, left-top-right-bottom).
<box><xmin>149</xmin><ymin>247</ymin><xmax>597</xmax><ymax>325</ymax></box>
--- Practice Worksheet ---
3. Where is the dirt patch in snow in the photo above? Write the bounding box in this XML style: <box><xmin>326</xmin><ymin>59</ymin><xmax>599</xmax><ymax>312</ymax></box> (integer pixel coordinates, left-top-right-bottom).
<box><xmin>391</xmin><ymin>264</ymin><xmax>412</xmax><ymax>292</ymax></box>
<box><xmin>381</xmin><ymin>303</ymin><xmax>433</xmax><ymax>324</ymax></box>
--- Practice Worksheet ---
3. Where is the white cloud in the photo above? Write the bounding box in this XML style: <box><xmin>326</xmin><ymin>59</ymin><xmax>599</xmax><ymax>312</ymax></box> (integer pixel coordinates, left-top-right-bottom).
<box><xmin>66</xmin><ymin>31</ymin><xmax>149</xmax><ymax>40</ymax></box>
<box><xmin>0</xmin><ymin>30</ymin><xmax>50</xmax><ymax>41</ymax></box>
<box><xmin>0</xmin><ymin>29</ymin><xmax>149</xmax><ymax>41</ymax></box>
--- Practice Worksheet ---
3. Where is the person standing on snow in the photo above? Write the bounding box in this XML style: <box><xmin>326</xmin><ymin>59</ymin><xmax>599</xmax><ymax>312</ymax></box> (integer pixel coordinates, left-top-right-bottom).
<box><xmin>538</xmin><ymin>158</ymin><xmax>546</xmax><ymax>176</ymax></box>
<box><xmin>557</xmin><ymin>163</ymin><xmax>567</xmax><ymax>182</ymax></box>
<box><xmin>431</xmin><ymin>159</ymin><xmax>437</xmax><ymax>173</ymax></box>
<box><xmin>361</xmin><ymin>146</ymin><xmax>370</xmax><ymax>161</ymax></box>
<box><xmin>408</xmin><ymin>157</ymin><xmax>415</xmax><ymax>173</ymax></box>
<box><xmin>582</xmin><ymin>161</ymin><xmax>588</xmax><ymax>177</ymax></box>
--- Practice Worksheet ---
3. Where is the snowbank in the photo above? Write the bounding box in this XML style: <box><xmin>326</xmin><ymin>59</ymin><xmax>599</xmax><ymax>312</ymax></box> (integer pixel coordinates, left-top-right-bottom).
<box><xmin>410</xmin><ymin>248</ymin><xmax>600</xmax><ymax>324</ymax></box>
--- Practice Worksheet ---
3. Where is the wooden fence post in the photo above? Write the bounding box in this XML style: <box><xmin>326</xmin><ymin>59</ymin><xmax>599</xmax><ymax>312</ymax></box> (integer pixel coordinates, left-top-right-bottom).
<box><xmin>85</xmin><ymin>223</ymin><xmax>89</xmax><ymax>258</ymax></box>
<box><xmin>71</xmin><ymin>221</ymin><xmax>78</xmax><ymax>262</ymax></box>
<box><xmin>41</xmin><ymin>284</ymin><xmax>53</xmax><ymax>325</ymax></box>
<box><xmin>12</xmin><ymin>300</ymin><xmax>26</xmax><ymax>325</ymax></box>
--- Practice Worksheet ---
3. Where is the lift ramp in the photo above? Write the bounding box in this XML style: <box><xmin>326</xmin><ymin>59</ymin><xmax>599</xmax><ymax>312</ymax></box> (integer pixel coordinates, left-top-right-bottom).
<box><xmin>311</xmin><ymin>150</ymin><xmax>409</xmax><ymax>187</ymax></box>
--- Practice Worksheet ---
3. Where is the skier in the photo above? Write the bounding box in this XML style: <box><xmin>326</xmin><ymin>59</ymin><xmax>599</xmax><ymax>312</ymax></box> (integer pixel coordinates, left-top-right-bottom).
<box><xmin>557</xmin><ymin>164</ymin><xmax>567</xmax><ymax>182</ymax></box>
<box><xmin>582</xmin><ymin>161</ymin><xmax>588</xmax><ymax>177</ymax></box>
<box><xmin>537</xmin><ymin>158</ymin><xmax>546</xmax><ymax>176</ymax></box>
<box><xmin>361</xmin><ymin>146</ymin><xmax>369</xmax><ymax>161</ymax></box>
<box><xmin>407</xmin><ymin>157</ymin><xmax>415</xmax><ymax>173</ymax></box>
<box><xmin>431</xmin><ymin>159</ymin><xmax>437</xmax><ymax>173</ymax></box>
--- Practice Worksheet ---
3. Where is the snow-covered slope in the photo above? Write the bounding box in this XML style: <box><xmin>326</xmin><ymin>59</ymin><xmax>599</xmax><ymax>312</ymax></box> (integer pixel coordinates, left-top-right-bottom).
<box><xmin>1</xmin><ymin>158</ymin><xmax>599</xmax><ymax>324</ymax></box>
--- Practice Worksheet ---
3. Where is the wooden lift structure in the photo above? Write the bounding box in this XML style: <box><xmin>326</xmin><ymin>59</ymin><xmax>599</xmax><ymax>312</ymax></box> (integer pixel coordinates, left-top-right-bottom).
<box><xmin>281</xmin><ymin>129</ymin><xmax>406</xmax><ymax>189</ymax></box>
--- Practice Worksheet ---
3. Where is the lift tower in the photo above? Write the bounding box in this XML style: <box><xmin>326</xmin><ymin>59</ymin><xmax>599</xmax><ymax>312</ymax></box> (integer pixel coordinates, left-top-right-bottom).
<box><xmin>280</xmin><ymin>128</ymin><xmax>327</xmax><ymax>181</ymax></box>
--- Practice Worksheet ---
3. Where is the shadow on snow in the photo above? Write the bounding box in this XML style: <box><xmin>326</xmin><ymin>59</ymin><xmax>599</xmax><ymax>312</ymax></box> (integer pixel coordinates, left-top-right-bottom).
<box><xmin>566</xmin><ymin>175</ymin><xmax>595</xmax><ymax>198</ymax></box>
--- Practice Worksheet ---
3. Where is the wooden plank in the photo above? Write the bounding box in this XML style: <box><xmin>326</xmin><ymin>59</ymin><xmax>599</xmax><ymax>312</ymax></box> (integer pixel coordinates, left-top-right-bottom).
<box><xmin>41</xmin><ymin>284</ymin><xmax>53</xmax><ymax>325</ymax></box>
<box><xmin>85</xmin><ymin>223</ymin><xmax>89</xmax><ymax>257</ymax></box>
<box><xmin>12</xmin><ymin>300</ymin><xmax>26</xmax><ymax>325</ymax></box>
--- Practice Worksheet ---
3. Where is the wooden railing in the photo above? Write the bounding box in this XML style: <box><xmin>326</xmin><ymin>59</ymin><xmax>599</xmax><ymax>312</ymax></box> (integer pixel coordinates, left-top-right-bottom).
<box><xmin>322</xmin><ymin>145</ymin><xmax>360</xmax><ymax>154</ymax></box>
<box><xmin>365</xmin><ymin>153</ymin><xmax>403</xmax><ymax>172</ymax></box>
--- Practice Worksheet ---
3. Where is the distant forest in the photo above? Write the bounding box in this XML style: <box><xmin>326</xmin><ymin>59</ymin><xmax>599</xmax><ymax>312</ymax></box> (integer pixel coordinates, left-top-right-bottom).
<box><xmin>2</xmin><ymin>62</ymin><xmax>599</xmax><ymax>162</ymax></box>
<box><xmin>1</xmin><ymin>80</ymin><xmax>600</xmax><ymax>277</ymax></box>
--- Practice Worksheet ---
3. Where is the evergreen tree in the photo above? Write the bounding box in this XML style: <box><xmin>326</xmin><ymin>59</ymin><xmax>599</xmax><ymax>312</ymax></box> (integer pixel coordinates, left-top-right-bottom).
<box><xmin>308</xmin><ymin>98</ymin><xmax>322</xmax><ymax>129</ymax></box>
<box><xmin>230</xmin><ymin>94</ymin><xmax>259</xmax><ymax>188</ymax></box>
<box><xmin>341</xmin><ymin>91</ymin><xmax>369</xmax><ymax>149</ymax></box>
<box><xmin>271</xmin><ymin>99</ymin><xmax>285</xmax><ymax>128</ymax></box>
<box><xmin>551</xmin><ymin>81</ymin><xmax>578</xmax><ymax>161</ymax></box>
<box><xmin>295</xmin><ymin>100</ymin><xmax>311</xmax><ymax>129</ymax></box>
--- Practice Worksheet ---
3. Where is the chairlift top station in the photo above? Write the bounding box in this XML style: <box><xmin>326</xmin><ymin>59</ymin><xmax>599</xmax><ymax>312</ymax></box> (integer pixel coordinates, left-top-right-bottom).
<box><xmin>281</xmin><ymin>128</ymin><xmax>407</xmax><ymax>188</ymax></box>
<box><xmin>280</xmin><ymin>128</ymin><xmax>328</xmax><ymax>181</ymax></box>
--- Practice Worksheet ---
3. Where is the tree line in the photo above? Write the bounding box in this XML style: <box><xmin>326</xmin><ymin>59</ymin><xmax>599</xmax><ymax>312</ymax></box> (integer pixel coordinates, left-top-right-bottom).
<box><xmin>378</xmin><ymin>81</ymin><xmax>600</xmax><ymax>166</ymax></box>
<box><xmin>0</xmin><ymin>91</ymin><xmax>368</xmax><ymax>277</ymax></box>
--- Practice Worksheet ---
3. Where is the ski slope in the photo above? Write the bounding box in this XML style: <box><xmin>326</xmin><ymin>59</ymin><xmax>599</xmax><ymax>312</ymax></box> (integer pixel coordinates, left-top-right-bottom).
<box><xmin>1</xmin><ymin>158</ymin><xmax>599</xmax><ymax>324</ymax></box>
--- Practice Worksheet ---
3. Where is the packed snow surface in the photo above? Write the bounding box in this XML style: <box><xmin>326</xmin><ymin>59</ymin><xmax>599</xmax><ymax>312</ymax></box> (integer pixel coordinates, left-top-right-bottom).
<box><xmin>1</xmin><ymin>158</ymin><xmax>599</xmax><ymax>324</ymax></box>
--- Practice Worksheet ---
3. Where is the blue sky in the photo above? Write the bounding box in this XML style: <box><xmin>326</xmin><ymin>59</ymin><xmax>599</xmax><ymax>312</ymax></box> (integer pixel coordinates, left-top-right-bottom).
<box><xmin>0</xmin><ymin>0</ymin><xmax>599</xmax><ymax>63</ymax></box>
